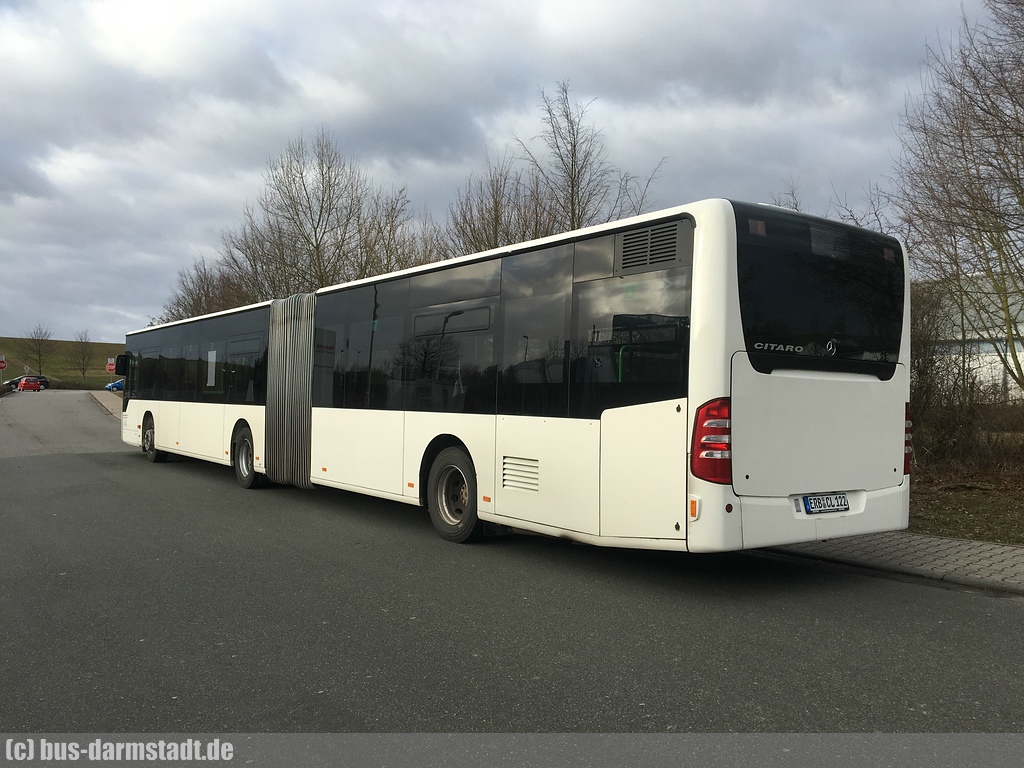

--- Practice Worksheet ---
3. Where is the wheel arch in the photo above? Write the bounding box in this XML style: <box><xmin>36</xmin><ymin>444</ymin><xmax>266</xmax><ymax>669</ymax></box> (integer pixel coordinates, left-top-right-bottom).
<box><xmin>418</xmin><ymin>434</ymin><xmax>470</xmax><ymax>507</ymax></box>
<box><xmin>229</xmin><ymin>418</ymin><xmax>253</xmax><ymax>465</ymax></box>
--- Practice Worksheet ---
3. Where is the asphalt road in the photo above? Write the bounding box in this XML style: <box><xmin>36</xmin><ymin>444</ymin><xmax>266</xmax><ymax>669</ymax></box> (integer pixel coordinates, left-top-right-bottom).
<box><xmin>2</xmin><ymin>390</ymin><xmax>1023</xmax><ymax>733</ymax></box>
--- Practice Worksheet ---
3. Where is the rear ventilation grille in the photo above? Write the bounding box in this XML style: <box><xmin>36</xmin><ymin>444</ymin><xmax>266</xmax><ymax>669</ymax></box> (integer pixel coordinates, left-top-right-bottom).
<box><xmin>502</xmin><ymin>456</ymin><xmax>539</xmax><ymax>492</ymax></box>
<box><xmin>617</xmin><ymin>221</ymin><xmax>688</xmax><ymax>275</ymax></box>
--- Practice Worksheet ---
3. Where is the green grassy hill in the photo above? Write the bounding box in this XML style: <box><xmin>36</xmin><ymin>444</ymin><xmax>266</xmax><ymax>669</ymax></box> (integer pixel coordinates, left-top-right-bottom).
<box><xmin>1</xmin><ymin>336</ymin><xmax>125</xmax><ymax>390</ymax></box>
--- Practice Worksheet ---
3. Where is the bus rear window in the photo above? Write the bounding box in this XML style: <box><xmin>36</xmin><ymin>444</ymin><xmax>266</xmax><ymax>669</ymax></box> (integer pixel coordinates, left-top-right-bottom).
<box><xmin>733</xmin><ymin>201</ymin><xmax>904</xmax><ymax>380</ymax></box>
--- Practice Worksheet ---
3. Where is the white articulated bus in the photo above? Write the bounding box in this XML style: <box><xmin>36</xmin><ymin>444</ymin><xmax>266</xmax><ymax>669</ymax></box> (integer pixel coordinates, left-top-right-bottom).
<box><xmin>116</xmin><ymin>198</ymin><xmax>911</xmax><ymax>552</ymax></box>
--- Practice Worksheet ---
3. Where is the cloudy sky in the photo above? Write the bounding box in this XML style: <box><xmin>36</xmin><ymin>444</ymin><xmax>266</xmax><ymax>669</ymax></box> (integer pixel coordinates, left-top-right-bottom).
<box><xmin>0</xmin><ymin>0</ymin><xmax>986</xmax><ymax>344</ymax></box>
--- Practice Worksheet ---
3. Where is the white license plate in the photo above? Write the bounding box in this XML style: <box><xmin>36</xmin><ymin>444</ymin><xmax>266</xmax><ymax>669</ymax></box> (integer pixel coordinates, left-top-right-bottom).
<box><xmin>802</xmin><ymin>492</ymin><xmax>850</xmax><ymax>514</ymax></box>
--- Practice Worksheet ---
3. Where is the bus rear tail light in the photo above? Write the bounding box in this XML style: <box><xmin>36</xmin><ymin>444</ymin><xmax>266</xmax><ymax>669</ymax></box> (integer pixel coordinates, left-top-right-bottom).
<box><xmin>904</xmin><ymin>402</ymin><xmax>912</xmax><ymax>475</ymax></box>
<box><xmin>691</xmin><ymin>398</ymin><xmax>732</xmax><ymax>485</ymax></box>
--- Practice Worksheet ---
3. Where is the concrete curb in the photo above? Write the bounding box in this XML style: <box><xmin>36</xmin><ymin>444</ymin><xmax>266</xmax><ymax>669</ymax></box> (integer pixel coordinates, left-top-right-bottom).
<box><xmin>91</xmin><ymin>390</ymin><xmax>123</xmax><ymax>418</ymax></box>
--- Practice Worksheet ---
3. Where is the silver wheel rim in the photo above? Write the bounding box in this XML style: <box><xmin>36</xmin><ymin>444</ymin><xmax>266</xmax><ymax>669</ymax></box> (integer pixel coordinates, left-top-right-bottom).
<box><xmin>238</xmin><ymin>438</ymin><xmax>252</xmax><ymax>478</ymax></box>
<box><xmin>143</xmin><ymin>426</ymin><xmax>154</xmax><ymax>453</ymax></box>
<box><xmin>436</xmin><ymin>465</ymin><xmax>469</xmax><ymax>527</ymax></box>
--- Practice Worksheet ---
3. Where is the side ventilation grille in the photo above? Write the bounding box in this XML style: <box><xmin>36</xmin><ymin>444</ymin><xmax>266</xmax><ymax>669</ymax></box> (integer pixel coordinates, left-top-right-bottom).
<box><xmin>502</xmin><ymin>456</ymin><xmax>540</xmax><ymax>492</ymax></box>
<box><xmin>615</xmin><ymin>219</ymin><xmax>693</xmax><ymax>276</ymax></box>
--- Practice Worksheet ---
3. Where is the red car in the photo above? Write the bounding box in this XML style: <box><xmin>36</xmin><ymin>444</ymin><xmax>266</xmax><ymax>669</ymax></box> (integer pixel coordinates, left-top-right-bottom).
<box><xmin>17</xmin><ymin>376</ymin><xmax>43</xmax><ymax>392</ymax></box>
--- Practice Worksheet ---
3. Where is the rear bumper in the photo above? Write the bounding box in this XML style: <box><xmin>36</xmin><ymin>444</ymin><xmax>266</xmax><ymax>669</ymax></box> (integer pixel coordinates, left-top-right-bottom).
<box><xmin>738</xmin><ymin>482</ymin><xmax>909</xmax><ymax>550</ymax></box>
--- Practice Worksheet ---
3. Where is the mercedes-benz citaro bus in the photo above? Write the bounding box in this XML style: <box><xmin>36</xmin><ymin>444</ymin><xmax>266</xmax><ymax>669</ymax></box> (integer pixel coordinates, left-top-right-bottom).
<box><xmin>116</xmin><ymin>198</ymin><xmax>910</xmax><ymax>552</ymax></box>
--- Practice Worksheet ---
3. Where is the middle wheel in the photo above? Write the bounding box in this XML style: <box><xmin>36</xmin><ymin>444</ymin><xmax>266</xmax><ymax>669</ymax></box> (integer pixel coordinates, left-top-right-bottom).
<box><xmin>427</xmin><ymin>447</ymin><xmax>482</xmax><ymax>543</ymax></box>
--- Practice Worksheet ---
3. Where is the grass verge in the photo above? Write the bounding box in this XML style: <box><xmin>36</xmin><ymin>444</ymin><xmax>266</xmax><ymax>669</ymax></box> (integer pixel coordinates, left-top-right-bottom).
<box><xmin>910</xmin><ymin>468</ymin><xmax>1024</xmax><ymax>546</ymax></box>
<box><xmin>0</xmin><ymin>336</ymin><xmax>124</xmax><ymax>390</ymax></box>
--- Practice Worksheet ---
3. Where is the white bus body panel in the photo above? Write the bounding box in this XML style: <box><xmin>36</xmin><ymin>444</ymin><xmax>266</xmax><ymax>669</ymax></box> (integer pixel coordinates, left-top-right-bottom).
<box><xmin>684</xmin><ymin>478</ymin><xmax>744</xmax><ymax>552</ymax></box>
<box><xmin>178</xmin><ymin>403</ymin><xmax>222</xmax><ymax>463</ymax></box>
<box><xmin>492</xmin><ymin>416</ymin><xmax>600</xmax><ymax>535</ymax></box>
<box><xmin>600</xmin><ymin>400</ymin><xmax>687</xmax><ymax>540</ymax></box>
<box><xmin>404</xmin><ymin>412</ymin><xmax>497</xmax><ymax>515</ymax></box>
<box><xmin>123</xmin><ymin>400</ymin><xmax>266</xmax><ymax>470</ymax></box>
<box><xmin>731</xmin><ymin>356</ymin><xmax>907</xmax><ymax>497</ymax></box>
<box><xmin>311</xmin><ymin>408</ymin><xmax>405</xmax><ymax>495</ymax></box>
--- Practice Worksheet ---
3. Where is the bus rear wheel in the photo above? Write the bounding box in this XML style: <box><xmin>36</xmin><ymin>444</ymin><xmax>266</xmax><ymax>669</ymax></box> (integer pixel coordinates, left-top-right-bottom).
<box><xmin>427</xmin><ymin>447</ymin><xmax>482</xmax><ymax>543</ymax></box>
<box><xmin>233</xmin><ymin>425</ymin><xmax>261</xmax><ymax>489</ymax></box>
<box><xmin>142</xmin><ymin>415</ymin><xmax>167</xmax><ymax>463</ymax></box>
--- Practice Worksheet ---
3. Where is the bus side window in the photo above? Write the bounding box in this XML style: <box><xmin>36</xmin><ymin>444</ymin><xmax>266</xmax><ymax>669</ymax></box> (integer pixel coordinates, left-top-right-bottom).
<box><xmin>569</xmin><ymin>269</ymin><xmax>691</xmax><ymax>418</ymax></box>
<box><xmin>497</xmin><ymin>244</ymin><xmax>573</xmax><ymax>417</ymax></box>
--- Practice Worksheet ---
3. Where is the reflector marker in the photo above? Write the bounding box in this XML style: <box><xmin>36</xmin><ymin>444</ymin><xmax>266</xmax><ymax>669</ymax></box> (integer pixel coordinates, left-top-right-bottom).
<box><xmin>688</xmin><ymin>497</ymin><xmax>700</xmax><ymax>521</ymax></box>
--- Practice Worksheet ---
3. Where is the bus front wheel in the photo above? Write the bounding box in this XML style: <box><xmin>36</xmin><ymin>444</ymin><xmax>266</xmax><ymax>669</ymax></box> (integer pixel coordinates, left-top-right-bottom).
<box><xmin>427</xmin><ymin>447</ymin><xmax>482</xmax><ymax>543</ymax></box>
<box><xmin>142</xmin><ymin>416</ymin><xmax>167</xmax><ymax>463</ymax></box>
<box><xmin>233</xmin><ymin>425</ymin><xmax>261</xmax><ymax>489</ymax></box>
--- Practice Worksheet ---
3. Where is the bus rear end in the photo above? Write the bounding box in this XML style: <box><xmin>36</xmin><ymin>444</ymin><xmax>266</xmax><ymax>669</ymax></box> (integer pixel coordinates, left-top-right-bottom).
<box><xmin>686</xmin><ymin>200</ymin><xmax>910</xmax><ymax>551</ymax></box>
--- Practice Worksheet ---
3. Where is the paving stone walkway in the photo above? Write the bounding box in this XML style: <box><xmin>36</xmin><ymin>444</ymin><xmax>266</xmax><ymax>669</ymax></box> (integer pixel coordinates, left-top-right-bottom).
<box><xmin>775</xmin><ymin>531</ymin><xmax>1024</xmax><ymax>595</ymax></box>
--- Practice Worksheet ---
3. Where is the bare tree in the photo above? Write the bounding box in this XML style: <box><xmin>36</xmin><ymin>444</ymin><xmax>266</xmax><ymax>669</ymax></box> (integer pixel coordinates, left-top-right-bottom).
<box><xmin>907</xmin><ymin>278</ymin><xmax>991</xmax><ymax>463</ymax></box>
<box><xmin>68</xmin><ymin>329</ymin><xmax>95</xmax><ymax>384</ymax></box>
<box><xmin>517</xmin><ymin>80</ymin><xmax>665</xmax><ymax>232</ymax></box>
<box><xmin>219</xmin><ymin>129</ymin><xmax>373</xmax><ymax>301</ymax></box>
<box><xmin>893</xmin><ymin>0</ymin><xmax>1024</xmax><ymax>393</ymax></box>
<box><xmin>771</xmin><ymin>176</ymin><xmax>905</xmax><ymax>239</ymax></box>
<box><xmin>827</xmin><ymin>181</ymin><xmax>908</xmax><ymax>241</ymax></box>
<box><xmin>19</xmin><ymin>324</ymin><xmax>56</xmax><ymax>376</ymax></box>
<box><xmin>163</xmin><ymin>129</ymin><xmax>439</xmax><ymax>318</ymax></box>
<box><xmin>447</xmin><ymin>81</ymin><xmax>665</xmax><ymax>256</ymax></box>
<box><xmin>446</xmin><ymin>150</ymin><xmax>557</xmax><ymax>256</ymax></box>
<box><xmin>358</xmin><ymin>186</ymin><xmax>442</xmax><ymax>277</ymax></box>
<box><xmin>769</xmin><ymin>174</ymin><xmax>804</xmax><ymax>211</ymax></box>
<box><xmin>159</xmin><ymin>256</ymin><xmax>245</xmax><ymax>323</ymax></box>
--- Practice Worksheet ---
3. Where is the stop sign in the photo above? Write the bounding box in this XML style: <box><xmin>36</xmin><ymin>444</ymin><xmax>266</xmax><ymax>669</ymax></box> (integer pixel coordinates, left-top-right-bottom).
<box><xmin>0</xmin><ymin>360</ymin><xmax>7</xmax><ymax>371</ymax></box>
<box><xmin>106</xmin><ymin>362</ymin><xmax>116</xmax><ymax>373</ymax></box>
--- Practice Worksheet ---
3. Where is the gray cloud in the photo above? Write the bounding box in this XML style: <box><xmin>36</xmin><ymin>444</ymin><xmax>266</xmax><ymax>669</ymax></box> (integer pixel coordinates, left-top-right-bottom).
<box><xmin>0</xmin><ymin>0</ymin><xmax>984</xmax><ymax>344</ymax></box>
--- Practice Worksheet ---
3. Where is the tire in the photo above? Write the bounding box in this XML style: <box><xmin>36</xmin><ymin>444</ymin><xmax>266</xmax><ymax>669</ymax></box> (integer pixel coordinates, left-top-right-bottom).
<box><xmin>233</xmin><ymin>425</ymin><xmax>262</xmax><ymax>489</ymax></box>
<box><xmin>142</xmin><ymin>415</ymin><xmax>167</xmax><ymax>463</ymax></box>
<box><xmin>426</xmin><ymin>447</ymin><xmax>482</xmax><ymax>543</ymax></box>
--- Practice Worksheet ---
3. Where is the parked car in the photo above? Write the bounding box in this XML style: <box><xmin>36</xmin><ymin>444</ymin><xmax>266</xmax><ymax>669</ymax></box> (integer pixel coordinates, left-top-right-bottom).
<box><xmin>105</xmin><ymin>379</ymin><xmax>124</xmax><ymax>392</ymax></box>
<box><xmin>5</xmin><ymin>374</ymin><xmax>49</xmax><ymax>391</ymax></box>
<box><xmin>18</xmin><ymin>376</ymin><xmax>44</xmax><ymax>392</ymax></box>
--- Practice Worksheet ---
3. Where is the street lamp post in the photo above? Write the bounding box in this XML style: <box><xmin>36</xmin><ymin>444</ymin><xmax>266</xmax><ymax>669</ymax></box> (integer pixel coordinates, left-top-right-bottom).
<box><xmin>435</xmin><ymin>310</ymin><xmax>464</xmax><ymax>379</ymax></box>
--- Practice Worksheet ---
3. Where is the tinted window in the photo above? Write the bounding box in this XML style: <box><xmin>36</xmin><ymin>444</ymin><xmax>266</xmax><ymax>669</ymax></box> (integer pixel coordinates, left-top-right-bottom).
<box><xmin>414</xmin><ymin>307</ymin><xmax>490</xmax><ymax>336</ymax></box>
<box><xmin>124</xmin><ymin>307</ymin><xmax>268</xmax><ymax>404</ymax></box>
<box><xmin>573</xmin><ymin>234</ymin><xmax>614</xmax><ymax>282</ymax></box>
<box><xmin>569</xmin><ymin>269</ymin><xmax>691</xmax><ymax>418</ymax></box>
<box><xmin>196</xmin><ymin>310</ymin><xmax>269</xmax><ymax>404</ymax></box>
<box><xmin>734</xmin><ymin>201</ymin><xmax>904</xmax><ymax>379</ymax></box>
<box><xmin>313</xmin><ymin>280</ymin><xmax>410</xmax><ymax>409</ymax></box>
<box><xmin>400</xmin><ymin>298</ymin><xmax>496</xmax><ymax>414</ymax></box>
<box><xmin>498</xmin><ymin>245</ymin><xmax>573</xmax><ymax>416</ymax></box>
<box><xmin>137</xmin><ymin>343</ymin><xmax>161</xmax><ymax>400</ymax></box>
<box><xmin>409</xmin><ymin>259</ymin><xmax>500</xmax><ymax>306</ymax></box>
<box><xmin>225</xmin><ymin>334</ymin><xmax>267</xmax><ymax>404</ymax></box>
<box><xmin>158</xmin><ymin>326</ymin><xmax>184</xmax><ymax>400</ymax></box>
